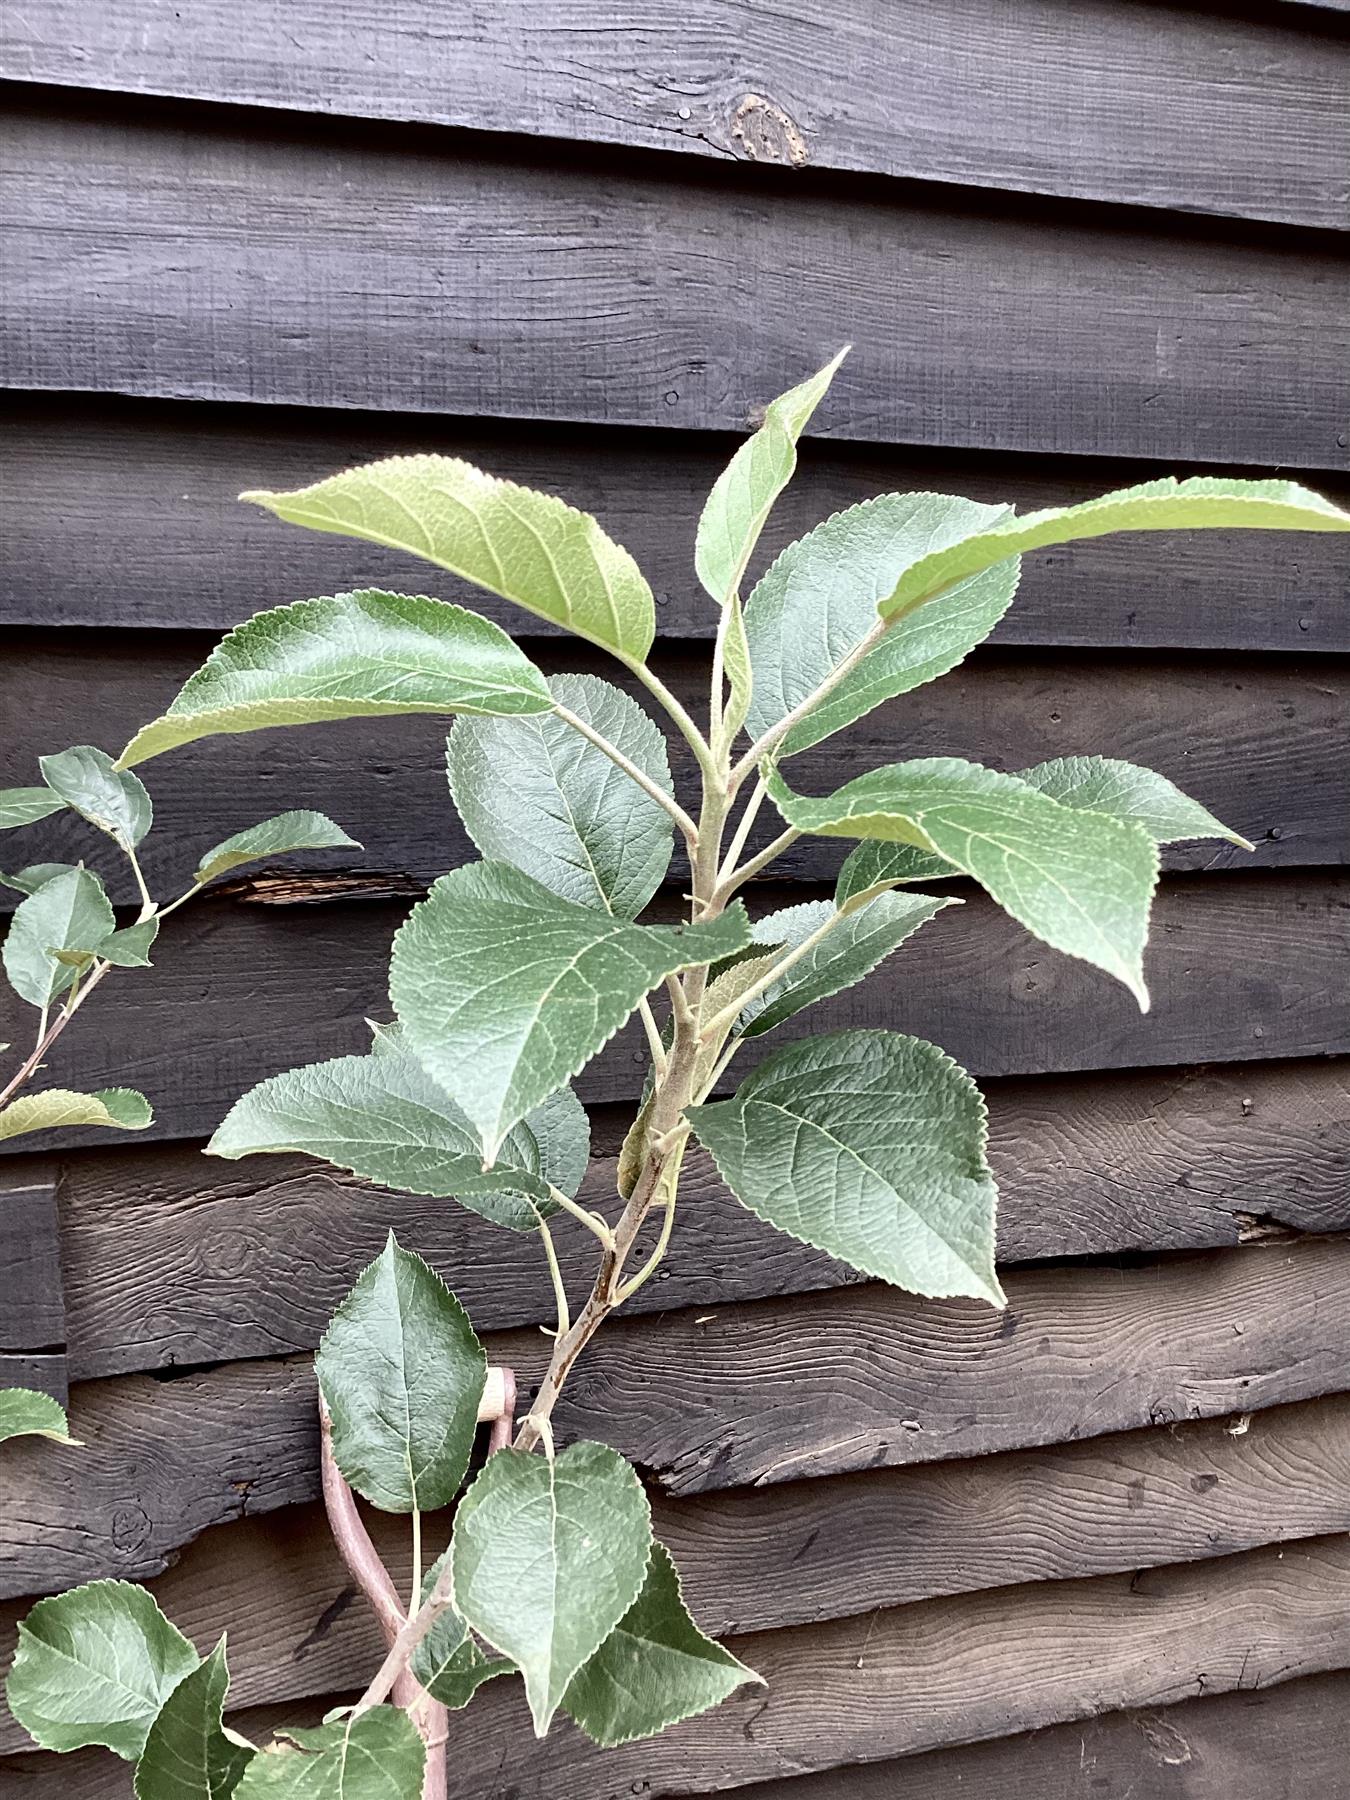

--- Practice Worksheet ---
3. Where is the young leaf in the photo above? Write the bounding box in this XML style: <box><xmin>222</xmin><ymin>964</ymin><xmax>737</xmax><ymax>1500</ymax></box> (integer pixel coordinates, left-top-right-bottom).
<box><xmin>118</xmin><ymin>591</ymin><xmax>554</xmax><ymax>767</ymax></box>
<box><xmin>0</xmin><ymin>788</ymin><xmax>65</xmax><ymax>830</ymax></box>
<box><xmin>447</xmin><ymin>673</ymin><xmax>675</xmax><ymax>917</ymax></box>
<box><xmin>744</xmin><ymin>492</ymin><xmax>1018</xmax><ymax>756</ymax></box>
<box><xmin>878</xmin><ymin>476</ymin><xmax>1350</xmax><ymax>624</ymax></box>
<box><xmin>194</xmin><ymin>812</ymin><xmax>361</xmax><ymax>886</ymax></box>
<box><xmin>315</xmin><ymin>1233</ymin><xmax>487</xmax><ymax>1512</ymax></box>
<box><xmin>0</xmin><ymin>1086</ymin><xmax>152</xmax><ymax>1143</ymax></box>
<box><xmin>696</xmin><ymin>349</ymin><xmax>848</xmax><ymax>606</ymax></box>
<box><xmin>0</xmin><ymin>1387</ymin><xmax>80</xmax><ymax>1446</ymax></box>
<box><xmin>0</xmin><ymin>863</ymin><xmax>75</xmax><ymax>896</ymax></box>
<box><xmin>100</xmin><ymin>918</ymin><xmax>160</xmax><ymax>968</ymax></box>
<box><xmin>564</xmin><ymin>1543</ymin><xmax>761</xmax><ymax>1747</ymax></box>
<box><xmin>5</xmin><ymin>1580</ymin><xmax>200</xmax><ymax>1758</ymax></box>
<box><xmin>768</xmin><ymin>758</ymin><xmax>1158</xmax><ymax>1008</ymax></box>
<box><xmin>389</xmin><ymin>861</ymin><xmax>751</xmax><ymax>1161</ymax></box>
<box><xmin>241</xmin><ymin>458</ymin><xmax>656</xmax><ymax>662</ymax></box>
<box><xmin>720</xmin><ymin>591</ymin><xmax>754</xmax><ymax>742</ymax></box>
<box><xmin>232</xmin><ymin>1710</ymin><xmax>425</xmax><ymax>1798</ymax></box>
<box><xmin>409</xmin><ymin>1551</ymin><xmax>517</xmax><ymax>1709</ymax></box>
<box><xmin>134</xmin><ymin>1637</ymin><xmax>252</xmax><ymax>1800</ymax></box>
<box><xmin>689</xmin><ymin>1029</ymin><xmax>1002</xmax><ymax>1305</ymax></box>
<box><xmin>450</xmin><ymin>1442</ymin><xmax>653</xmax><ymax>1737</ymax></box>
<box><xmin>39</xmin><ymin>745</ymin><xmax>153</xmax><ymax>849</ymax></box>
<box><xmin>2</xmin><ymin>865</ymin><xmax>116</xmax><ymax>1008</ymax></box>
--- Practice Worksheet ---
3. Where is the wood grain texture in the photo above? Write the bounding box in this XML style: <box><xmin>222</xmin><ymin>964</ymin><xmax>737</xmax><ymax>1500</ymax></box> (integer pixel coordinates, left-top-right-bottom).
<box><xmin>2</xmin><ymin>0</ymin><xmax>1347</xmax><ymax>229</ymax></box>
<box><xmin>3</xmin><ymin>1237</ymin><xmax>1346</xmax><ymax>1593</ymax></box>
<box><xmin>21</xmin><ymin>1058</ymin><xmax>1348</xmax><ymax>1378</ymax></box>
<box><xmin>0</xmin><ymin>1165</ymin><xmax>64</xmax><ymax>1350</ymax></box>
<box><xmin>4</xmin><ymin>99</ymin><xmax>1348</xmax><ymax>468</ymax></box>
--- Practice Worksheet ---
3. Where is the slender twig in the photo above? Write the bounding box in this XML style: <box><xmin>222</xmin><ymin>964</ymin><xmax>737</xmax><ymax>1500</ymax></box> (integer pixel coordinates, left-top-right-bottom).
<box><xmin>616</xmin><ymin>653</ymin><xmax>720</xmax><ymax>784</ymax></box>
<box><xmin>700</xmin><ymin>904</ymin><xmax>850</xmax><ymax>1040</ymax></box>
<box><xmin>715</xmin><ymin>825</ymin><xmax>801</xmax><ymax>901</ymax></box>
<box><xmin>536</xmin><ymin>1216</ymin><xmax>571</xmax><ymax>1339</ymax></box>
<box><xmin>716</xmin><ymin>775</ymin><xmax>769</xmax><ymax>886</ymax></box>
<box><xmin>124</xmin><ymin>843</ymin><xmax>155</xmax><ymax>916</ymax></box>
<box><xmin>729</xmin><ymin>615</ymin><xmax>888</xmax><ymax>790</ymax></box>
<box><xmin>552</xmin><ymin>701</ymin><xmax>699</xmax><ymax>844</ymax></box>
<box><xmin>545</xmin><ymin>1185</ymin><xmax>615</xmax><ymax>1252</ymax></box>
<box><xmin>637</xmin><ymin>996</ymin><xmax>669</xmax><ymax>1077</ymax></box>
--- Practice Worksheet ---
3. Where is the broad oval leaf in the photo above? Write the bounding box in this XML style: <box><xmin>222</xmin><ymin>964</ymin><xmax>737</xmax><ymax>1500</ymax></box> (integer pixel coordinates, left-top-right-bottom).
<box><xmin>315</xmin><ymin>1233</ymin><xmax>487</xmax><ymax>1512</ymax></box>
<box><xmin>409</xmin><ymin>1551</ymin><xmax>518</xmax><ymax>1709</ymax></box>
<box><xmin>2</xmin><ymin>865</ymin><xmax>115</xmax><ymax>1009</ymax></box>
<box><xmin>118</xmin><ymin>591</ymin><xmax>553</xmax><ymax>767</ymax></box>
<box><xmin>564</xmin><ymin>1542</ymin><xmax>761</xmax><ymax>1747</ymax></box>
<box><xmin>745</xmin><ymin>492</ymin><xmax>1018</xmax><ymax>756</ymax></box>
<box><xmin>769</xmin><ymin>758</ymin><xmax>1157</xmax><ymax>1008</ymax></box>
<box><xmin>242</xmin><ymin>458</ymin><xmax>656</xmax><ymax>662</ymax></box>
<box><xmin>0</xmin><ymin>788</ymin><xmax>65</xmax><ymax>830</ymax></box>
<box><xmin>0</xmin><ymin>863</ymin><xmax>75</xmax><ymax>897</ymax></box>
<box><xmin>194</xmin><ymin>811</ymin><xmax>361</xmax><ymax>886</ymax></box>
<box><xmin>0</xmin><ymin>1387</ymin><xmax>79</xmax><ymax>1446</ymax></box>
<box><xmin>39</xmin><ymin>745</ymin><xmax>152</xmax><ymax>848</ymax></box>
<box><xmin>100</xmin><ymin>918</ymin><xmax>160</xmax><ymax>968</ymax></box>
<box><xmin>134</xmin><ymin>1637</ymin><xmax>252</xmax><ymax>1800</ymax></box>
<box><xmin>232</xmin><ymin>1709</ymin><xmax>425</xmax><ymax>1798</ymax></box>
<box><xmin>5</xmin><ymin>1579</ymin><xmax>200</xmax><ymax>1759</ymax></box>
<box><xmin>689</xmin><ymin>1029</ymin><xmax>1002</xmax><ymax>1305</ymax></box>
<box><xmin>389</xmin><ymin>861</ymin><xmax>751</xmax><ymax>1161</ymax></box>
<box><xmin>450</xmin><ymin>1441</ymin><xmax>653</xmax><ymax>1737</ymax></box>
<box><xmin>0</xmin><ymin>1086</ymin><xmax>152</xmax><ymax>1143</ymax></box>
<box><xmin>447</xmin><ymin>673</ymin><xmax>674</xmax><ymax>917</ymax></box>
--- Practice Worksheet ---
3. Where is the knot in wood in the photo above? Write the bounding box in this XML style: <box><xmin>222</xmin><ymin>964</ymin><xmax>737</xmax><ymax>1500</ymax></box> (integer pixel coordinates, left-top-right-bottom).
<box><xmin>730</xmin><ymin>93</ymin><xmax>809</xmax><ymax>167</ymax></box>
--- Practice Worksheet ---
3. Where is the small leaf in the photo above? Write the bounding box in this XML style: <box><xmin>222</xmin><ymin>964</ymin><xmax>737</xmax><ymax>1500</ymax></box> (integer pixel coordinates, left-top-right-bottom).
<box><xmin>450</xmin><ymin>1441</ymin><xmax>653</xmax><ymax>1736</ymax></box>
<box><xmin>720</xmin><ymin>592</ymin><xmax>754</xmax><ymax>743</ymax></box>
<box><xmin>0</xmin><ymin>1087</ymin><xmax>152</xmax><ymax>1143</ymax></box>
<box><xmin>564</xmin><ymin>1543</ymin><xmax>761</xmax><ymax>1747</ymax></box>
<box><xmin>5</xmin><ymin>1579</ymin><xmax>200</xmax><ymax>1759</ymax></box>
<box><xmin>100</xmin><ymin>918</ymin><xmax>160</xmax><ymax>967</ymax></box>
<box><xmin>232</xmin><ymin>1710</ymin><xmax>425</xmax><ymax>1798</ymax></box>
<box><xmin>118</xmin><ymin>591</ymin><xmax>554</xmax><ymax>767</ymax></box>
<box><xmin>39</xmin><ymin>745</ymin><xmax>153</xmax><ymax>848</ymax></box>
<box><xmin>242</xmin><ymin>460</ymin><xmax>656</xmax><ymax>662</ymax></box>
<box><xmin>0</xmin><ymin>1388</ymin><xmax>80</xmax><ymax>1447</ymax></box>
<box><xmin>0</xmin><ymin>788</ymin><xmax>65</xmax><ymax>830</ymax></box>
<box><xmin>2</xmin><ymin>866</ymin><xmax>116</xmax><ymax>1008</ymax></box>
<box><xmin>390</xmin><ymin>861</ymin><xmax>751</xmax><ymax>1161</ymax></box>
<box><xmin>194</xmin><ymin>811</ymin><xmax>361</xmax><ymax>886</ymax></box>
<box><xmin>0</xmin><ymin>863</ymin><xmax>75</xmax><ymax>896</ymax></box>
<box><xmin>134</xmin><ymin>1638</ymin><xmax>252</xmax><ymax>1800</ymax></box>
<box><xmin>696</xmin><ymin>350</ymin><xmax>848</xmax><ymax>606</ymax></box>
<box><xmin>690</xmin><ymin>1029</ymin><xmax>1002</xmax><ymax>1304</ymax></box>
<box><xmin>409</xmin><ymin>1551</ymin><xmax>517</xmax><ymax>1708</ymax></box>
<box><xmin>447</xmin><ymin>673</ymin><xmax>674</xmax><ymax>917</ymax></box>
<box><xmin>316</xmin><ymin>1233</ymin><xmax>487</xmax><ymax>1512</ymax></box>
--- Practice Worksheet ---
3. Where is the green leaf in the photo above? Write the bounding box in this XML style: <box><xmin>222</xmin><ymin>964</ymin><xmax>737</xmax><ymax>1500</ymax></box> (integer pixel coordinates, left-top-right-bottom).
<box><xmin>134</xmin><ymin>1638</ymin><xmax>252</xmax><ymax>1800</ymax></box>
<box><xmin>5</xmin><ymin>1579</ymin><xmax>200</xmax><ymax>1759</ymax></box>
<box><xmin>769</xmin><ymin>758</ymin><xmax>1157</xmax><ymax>1008</ymax></box>
<box><xmin>690</xmin><ymin>1028</ymin><xmax>1002</xmax><ymax>1304</ymax></box>
<box><xmin>447</xmin><ymin>673</ymin><xmax>674</xmax><ymax>917</ymax></box>
<box><xmin>878</xmin><ymin>476</ymin><xmax>1350</xmax><ymax>624</ymax></box>
<box><xmin>232</xmin><ymin>1710</ymin><xmax>425</xmax><ymax>1798</ymax></box>
<box><xmin>100</xmin><ymin>917</ymin><xmax>160</xmax><ymax>967</ymax></box>
<box><xmin>242</xmin><ymin>459</ymin><xmax>656</xmax><ymax>662</ymax></box>
<box><xmin>118</xmin><ymin>591</ymin><xmax>554</xmax><ymax>767</ymax></box>
<box><xmin>2</xmin><ymin>866</ymin><xmax>116</xmax><ymax>1008</ymax></box>
<box><xmin>721</xmin><ymin>592</ymin><xmax>754</xmax><ymax>743</ymax></box>
<box><xmin>744</xmin><ymin>492</ymin><xmax>1018</xmax><ymax>757</ymax></box>
<box><xmin>409</xmin><ymin>1551</ymin><xmax>517</xmax><ymax>1709</ymax></box>
<box><xmin>194</xmin><ymin>812</ymin><xmax>361</xmax><ymax>886</ymax></box>
<box><xmin>564</xmin><ymin>1542</ymin><xmax>761</xmax><ymax>1747</ymax></box>
<box><xmin>0</xmin><ymin>788</ymin><xmax>65</xmax><ymax>830</ymax></box>
<box><xmin>39</xmin><ymin>746</ymin><xmax>153</xmax><ymax>849</ymax></box>
<box><xmin>0</xmin><ymin>1387</ymin><xmax>80</xmax><ymax>1446</ymax></box>
<box><xmin>315</xmin><ymin>1233</ymin><xmax>487</xmax><ymax>1512</ymax></box>
<box><xmin>0</xmin><ymin>1086</ymin><xmax>152</xmax><ymax>1143</ymax></box>
<box><xmin>0</xmin><ymin>863</ymin><xmax>75</xmax><ymax>896</ymax></box>
<box><xmin>450</xmin><ymin>1441</ymin><xmax>653</xmax><ymax>1737</ymax></box>
<box><xmin>696</xmin><ymin>349</ymin><xmax>848</xmax><ymax>605</ymax></box>
<box><xmin>390</xmin><ymin>861</ymin><xmax>751</xmax><ymax>1161</ymax></box>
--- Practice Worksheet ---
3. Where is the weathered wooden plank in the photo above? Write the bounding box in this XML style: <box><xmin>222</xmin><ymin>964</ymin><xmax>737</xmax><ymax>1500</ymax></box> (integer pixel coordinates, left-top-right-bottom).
<box><xmin>0</xmin><ymin>1165</ymin><xmax>64</xmax><ymax>1350</ymax></box>
<box><xmin>1</xmin><ymin>872</ymin><xmax>1343</xmax><ymax>1151</ymax></box>
<box><xmin>0</xmin><ymin>1353</ymin><xmax>66</xmax><ymax>1404</ymax></box>
<box><xmin>4</xmin><ymin>101</ymin><xmax>1347</xmax><ymax>469</ymax></box>
<box><xmin>3</xmin><ymin>1238</ymin><xmax>1346</xmax><ymax>1594</ymax></box>
<box><xmin>2</xmin><ymin>0</ymin><xmax>1347</xmax><ymax>230</ymax></box>
<box><xmin>22</xmin><ymin>1058</ymin><xmax>1348</xmax><ymax>1378</ymax></box>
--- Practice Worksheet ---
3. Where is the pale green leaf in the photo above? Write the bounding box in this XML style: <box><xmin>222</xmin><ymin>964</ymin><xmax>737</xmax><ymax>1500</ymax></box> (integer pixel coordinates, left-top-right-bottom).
<box><xmin>564</xmin><ymin>1543</ymin><xmax>761</xmax><ymax>1747</ymax></box>
<box><xmin>690</xmin><ymin>1028</ymin><xmax>1002</xmax><ymax>1304</ymax></box>
<box><xmin>696</xmin><ymin>349</ymin><xmax>848</xmax><ymax>605</ymax></box>
<box><xmin>0</xmin><ymin>863</ymin><xmax>75</xmax><ymax>896</ymax></box>
<box><xmin>2</xmin><ymin>866</ymin><xmax>116</xmax><ymax>1008</ymax></box>
<box><xmin>389</xmin><ymin>861</ymin><xmax>751</xmax><ymax>1161</ymax></box>
<box><xmin>134</xmin><ymin>1638</ymin><xmax>252</xmax><ymax>1800</ymax></box>
<box><xmin>118</xmin><ymin>591</ymin><xmax>553</xmax><ymax>767</ymax></box>
<box><xmin>0</xmin><ymin>1388</ymin><xmax>80</xmax><ymax>1446</ymax></box>
<box><xmin>721</xmin><ymin>592</ymin><xmax>754</xmax><ymax>743</ymax></box>
<box><xmin>100</xmin><ymin>918</ymin><xmax>160</xmax><ymax>967</ymax></box>
<box><xmin>447</xmin><ymin>673</ymin><xmax>674</xmax><ymax>917</ymax></box>
<box><xmin>194</xmin><ymin>812</ymin><xmax>361</xmax><ymax>886</ymax></box>
<box><xmin>315</xmin><ymin>1233</ymin><xmax>487</xmax><ymax>1512</ymax></box>
<box><xmin>39</xmin><ymin>746</ymin><xmax>153</xmax><ymax>848</ymax></box>
<box><xmin>0</xmin><ymin>1087</ymin><xmax>152</xmax><ymax>1143</ymax></box>
<box><xmin>242</xmin><ymin>458</ymin><xmax>656</xmax><ymax>662</ymax></box>
<box><xmin>5</xmin><ymin>1580</ymin><xmax>200</xmax><ymax>1758</ymax></box>
<box><xmin>744</xmin><ymin>492</ymin><xmax>1018</xmax><ymax>757</ymax></box>
<box><xmin>409</xmin><ymin>1551</ymin><xmax>517</xmax><ymax>1708</ymax></box>
<box><xmin>450</xmin><ymin>1441</ymin><xmax>652</xmax><ymax>1736</ymax></box>
<box><xmin>879</xmin><ymin>476</ymin><xmax>1350</xmax><ymax>623</ymax></box>
<box><xmin>232</xmin><ymin>1710</ymin><xmax>425</xmax><ymax>1798</ymax></box>
<box><xmin>0</xmin><ymin>789</ymin><xmax>65</xmax><ymax>830</ymax></box>
<box><xmin>769</xmin><ymin>757</ymin><xmax>1157</xmax><ymax>1008</ymax></box>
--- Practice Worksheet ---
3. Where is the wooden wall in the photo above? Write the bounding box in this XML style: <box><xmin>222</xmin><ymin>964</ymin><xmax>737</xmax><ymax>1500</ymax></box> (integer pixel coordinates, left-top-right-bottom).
<box><xmin>1</xmin><ymin>3</ymin><xmax>1348</xmax><ymax>1793</ymax></box>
